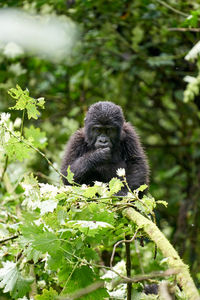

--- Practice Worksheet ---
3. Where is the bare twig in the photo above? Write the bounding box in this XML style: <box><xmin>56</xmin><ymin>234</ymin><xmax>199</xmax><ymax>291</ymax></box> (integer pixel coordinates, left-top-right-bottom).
<box><xmin>125</xmin><ymin>235</ymin><xmax>132</xmax><ymax>300</ymax></box>
<box><xmin>0</xmin><ymin>235</ymin><xmax>19</xmax><ymax>244</ymax></box>
<box><xmin>58</xmin><ymin>281</ymin><xmax>104</xmax><ymax>300</ymax></box>
<box><xmin>154</xmin><ymin>0</ymin><xmax>188</xmax><ymax>17</ymax></box>
<box><xmin>58</xmin><ymin>270</ymin><xmax>178</xmax><ymax>300</ymax></box>
<box><xmin>110</xmin><ymin>229</ymin><xmax>139</xmax><ymax>269</ymax></box>
<box><xmin>0</xmin><ymin>155</ymin><xmax>8</xmax><ymax>181</ymax></box>
<box><xmin>124</xmin><ymin>269</ymin><xmax>178</xmax><ymax>283</ymax></box>
<box><xmin>168</xmin><ymin>27</ymin><xmax>200</xmax><ymax>32</ymax></box>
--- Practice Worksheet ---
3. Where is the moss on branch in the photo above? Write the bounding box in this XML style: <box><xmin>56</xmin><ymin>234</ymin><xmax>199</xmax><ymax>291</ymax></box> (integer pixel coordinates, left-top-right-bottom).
<box><xmin>123</xmin><ymin>207</ymin><xmax>200</xmax><ymax>300</ymax></box>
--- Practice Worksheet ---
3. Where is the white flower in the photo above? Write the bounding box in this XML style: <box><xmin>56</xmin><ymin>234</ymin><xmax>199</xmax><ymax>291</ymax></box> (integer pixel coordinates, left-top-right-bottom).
<box><xmin>116</xmin><ymin>168</ymin><xmax>125</xmax><ymax>177</ymax></box>
<box><xmin>39</xmin><ymin>183</ymin><xmax>58</xmax><ymax>196</ymax></box>
<box><xmin>9</xmin><ymin>63</ymin><xmax>26</xmax><ymax>76</ymax></box>
<box><xmin>13</xmin><ymin>117</ymin><xmax>22</xmax><ymax>128</ymax></box>
<box><xmin>185</xmin><ymin>40</ymin><xmax>200</xmax><ymax>61</ymax></box>
<box><xmin>0</xmin><ymin>113</ymin><xmax>10</xmax><ymax>125</ymax></box>
<box><xmin>68</xmin><ymin>220</ymin><xmax>113</xmax><ymax>230</ymax></box>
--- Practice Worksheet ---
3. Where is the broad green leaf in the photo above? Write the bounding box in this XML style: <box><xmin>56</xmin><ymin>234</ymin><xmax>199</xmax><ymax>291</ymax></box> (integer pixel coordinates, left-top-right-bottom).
<box><xmin>21</xmin><ymin>224</ymin><xmax>60</xmax><ymax>255</ymax></box>
<box><xmin>8</xmin><ymin>85</ymin><xmax>45</xmax><ymax>120</ymax></box>
<box><xmin>157</xmin><ymin>200</ymin><xmax>168</xmax><ymax>207</ymax></box>
<box><xmin>136</xmin><ymin>184</ymin><xmax>148</xmax><ymax>193</ymax></box>
<box><xmin>24</xmin><ymin>125</ymin><xmax>47</xmax><ymax>149</ymax></box>
<box><xmin>83</xmin><ymin>185</ymin><xmax>99</xmax><ymax>198</ymax></box>
<box><xmin>35</xmin><ymin>287</ymin><xmax>58</xmax><ymax>300</ymax></box>
<box><xmin>109</xmin><ymin>177</ymin><xmax>123</xmax><ymax>195</ymax></box>
<box><xmin>66</xmin><ymin>165</ymin><xmax>74</xmax><ymax>184</ymax></box>
<box><xmin>35</xmin><ymin>288</ymin><xmax>58</xmax><ymax>300</ymax></box>
<box><xmin>37</xmin><ymin>97</ymin><xmax>45</xmax><ymax>108</ymax></box>
<box><xmin>5</xmin><ymin>136</ymin><xmax>32</xmax><ymax>161</ymax></box>
<box><xmin>26</xmin><ymin>100</ymin><xmax>40</xmax><ymax>119</ymax></box>
<box><xmin>0</xmin><ymin>261</ymin><xmax>32</xmax><ymax>297</ymax></box>
<box><xmin>8</xmin><ymin>85</ymin><xmax>29</xmax><ymax>110</ymax></box>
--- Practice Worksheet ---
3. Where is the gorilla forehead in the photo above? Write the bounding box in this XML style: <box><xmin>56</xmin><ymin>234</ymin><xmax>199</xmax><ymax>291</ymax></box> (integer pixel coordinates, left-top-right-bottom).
<box><xmin>85</xmin><ymin>101</ymin><xmax>124</xmax><ymax>126</ymax></box>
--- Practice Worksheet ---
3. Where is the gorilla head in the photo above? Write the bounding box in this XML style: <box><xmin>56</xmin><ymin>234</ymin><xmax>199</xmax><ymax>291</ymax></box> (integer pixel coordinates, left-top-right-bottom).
<box><xmin>84</xmin><ymin>101</ymin><xmax>125</xmax><ymax>149</ymax></box>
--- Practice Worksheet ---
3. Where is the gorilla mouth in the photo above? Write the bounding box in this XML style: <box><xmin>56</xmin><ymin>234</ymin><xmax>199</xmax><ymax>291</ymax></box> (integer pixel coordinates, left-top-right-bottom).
<box><xmin>95</xmin><ymin>141</ymin><xmax>111</xmax><ymax>149</ymax></box>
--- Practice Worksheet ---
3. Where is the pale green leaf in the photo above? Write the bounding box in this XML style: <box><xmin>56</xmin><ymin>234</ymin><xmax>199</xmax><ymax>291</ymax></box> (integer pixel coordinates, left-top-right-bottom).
<box><xmin>66</xmin><ymin>166</ymin><xmax>74</xmax><ymax>184</ymax></box>
<box><xmin>24</xmin><ymin>125</ymin><xmax>47</xmax><ymax>149</ymax></box>
<box><xmin>109</xmin><ymin>177</ymin><xmax>123</xmax><ymax>195</ymax></box>
<box><xmin>157</xmin><ymin>200</ymin><xmax>168</xmax><ymax>207</ymax></box>
<box><xmin>0</xmin><ymin>261</ymin><xmax>32</xmax><ymax>297</ymax></box>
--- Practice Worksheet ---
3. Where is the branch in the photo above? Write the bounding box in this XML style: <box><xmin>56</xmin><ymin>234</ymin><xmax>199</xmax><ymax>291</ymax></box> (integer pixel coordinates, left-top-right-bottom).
<box><xmin>123</xmin><ymin>269</ymin><xmax>178</xmax><ymax>283</ymax></box>
<box><xmin>0</xmin><ymin>235</ymin><xmax>19</xmax><ymax>244</ymax></box>
<box><xmin>123</xmin><ymin>207</ymin><xmax>200</xmax><ymax>300</ymax></box>
<box><xmin>154</xmin><ymin>0</ymin><xmax>188</xmax><ymax>17</ymax></box>
<box><xmin>58</xmin><ymin>269</ymin><xmax>178</xmax><ymax>300</ymax></box>
<box><xmin>58</xmin><ymin>281</ymin><xmax>104</xmax><ymax>300</ymax></box>
<box><xmin>168</xmin><ymin>27</ymin><xmax>200</xmax><ymax>32</ymax></box>
<box><xmin>110</xmin><ymin>230</ymin><xmax>139</xmax><ymax>269</ymax></box>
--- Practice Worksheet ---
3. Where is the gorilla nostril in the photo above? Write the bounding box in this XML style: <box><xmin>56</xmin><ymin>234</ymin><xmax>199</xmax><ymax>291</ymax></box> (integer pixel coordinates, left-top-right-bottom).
<box><xmin>99</xmin><ymin>137</ymin><xmax>106</xmax><ymax>143</ymax></box>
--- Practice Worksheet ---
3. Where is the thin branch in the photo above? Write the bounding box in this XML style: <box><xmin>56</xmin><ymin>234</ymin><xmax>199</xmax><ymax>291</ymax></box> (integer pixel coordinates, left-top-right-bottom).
<box><xmin>58</xmin><ymin>281</ymin><xmax>104</xmax><ymax>300</ymax></box>
<box><xmin>154</xmin><ymin>0</ymin><xmax>188</xmax><ymax>17</ymax></box>
<box><xmin>58</xmin><ymin>269</ymin><xmax>178</xmax><ymax>300</ymax></box>
<box><xmin>124</xmin><ymin>269</ymin><xmax>178</xmax><ymax>283</ymax></box>
<box><xmin>1</xmin><ymin>155</ymin><xmax>8</xmax><ymax>181</ymax></box>
<box><xmin>20</xmin><ymin>109</ymin><xmax>25</xmax><ymax>137</ymax></box>
<box><xmin>168</xmin><ymin>27</ymin><xmax>200</xmax><ymax>32</ymax></box>
<box><xmin>0</xmin><ymin>235</ymin><xmax>19</xmax><ymax>244</ymax></box>
<box><xmin>110</xmin><ymin>229</ymin><xmax>139</xmax><ymax>269</ymax></box>
<box><xmin>125</xmin><ymin>235</ymin><xmax>132</xmax><ymax>300</ymax></box>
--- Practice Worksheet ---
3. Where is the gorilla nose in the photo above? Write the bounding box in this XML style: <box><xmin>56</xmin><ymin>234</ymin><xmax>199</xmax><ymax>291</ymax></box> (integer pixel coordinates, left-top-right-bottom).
<box><xmin>99</xmin><ymin>136</ymin><xmax>107</xmax><ymax>143</ymax></box>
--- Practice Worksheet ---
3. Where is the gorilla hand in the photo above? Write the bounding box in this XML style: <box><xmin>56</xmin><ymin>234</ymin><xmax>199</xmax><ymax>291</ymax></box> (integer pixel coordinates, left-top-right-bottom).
<box><xmin>94</xmin><ymin>147</ymin><xmax>111</xmax><ymax>163</ymax></box>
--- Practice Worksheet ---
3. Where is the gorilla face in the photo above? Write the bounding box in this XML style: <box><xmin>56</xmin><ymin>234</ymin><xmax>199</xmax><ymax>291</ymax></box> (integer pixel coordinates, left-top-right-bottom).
<box><xmin>84</xmin><ymin>101</ymin><xmax>124</xmax><ymax>149</ymax></box>
<box><xmin>92</xmin><ymin>125</ymin><xmax>117</xmax><ymax>149</ymax></box>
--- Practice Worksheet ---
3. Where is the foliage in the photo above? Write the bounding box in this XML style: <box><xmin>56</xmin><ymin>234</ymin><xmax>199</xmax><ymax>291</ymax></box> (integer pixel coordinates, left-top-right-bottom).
<box><xmin>0</xmin><ymin>88</ymin><xmax>197</xmax><ymax>299</ymax></box>
<box><xmin>0</xmin><ymin>0</ymin><xmax>200</xmax><ymax>298</ymax></box>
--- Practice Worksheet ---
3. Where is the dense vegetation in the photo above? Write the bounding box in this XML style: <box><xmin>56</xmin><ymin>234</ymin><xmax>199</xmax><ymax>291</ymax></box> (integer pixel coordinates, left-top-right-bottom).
<box><xmin>0</xmin><ymin>1</ymin><xmax>200</xmax><ymax>299</ymax></box>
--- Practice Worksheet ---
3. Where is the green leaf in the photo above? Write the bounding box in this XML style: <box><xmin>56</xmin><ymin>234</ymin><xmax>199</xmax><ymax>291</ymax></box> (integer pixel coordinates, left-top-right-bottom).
<box><xmin>8</xmin><ymin>85</ymin><xmax>29</xmax><ymax>110</ymax></box>
<box><xmin>109</xmin><ymin>177</ymin><xmax>123</xmax><ymax>195</ymax></box>
<box><xmin>5</xmin><ymin>136</ymin><xmax>32</xmax><ymax>161</ymax></box>
<box><xmin>8</xmin><ymin>85</ymin><xmax>45</xmax><ymax>120</ymax></box>
<box><xmin>24</xmin><ymin>125</ymin><xmax>47</xmax><ymax>149</ymax></box>
<box><xmin>26</xmin><ymin>100</ymin><xmax>40</xmax><ymax>119</ymax></box>
<box><xmin>83</xmin><ymin>186</ymin><xmax>99</xmax><ymax>198</ymax></box>
<box><xmin>136</xmin><ymin>184</ymin><xmax>148</xmax><ymax>192</ymax></box>
<box><xmin>66</xmin><ymin>165</ymin><xmax>74</xmax><ymax>184</ymax></box>
<box><xmin>157</xmin><ymin>200</ymin><xmax>168</xmax><ymax>207</ymax></box>
<box><xmin>37</xmin><ymin>97</ymin><xmax>45</xmax><ymax>108</ymax></box>
<box><xmin>35</xmin><ymin>287</ymin><xmax>58</xmax><ymax>300</ymax></box>
<box><xmin>21</xmin><ymin>224</ymin><xmax>60</xmax><ymax>255</ymax></box>
<box><xmin>0</xmin><ymin>261</ymin><xmax>32</xmax><ymax>297</ymax></box>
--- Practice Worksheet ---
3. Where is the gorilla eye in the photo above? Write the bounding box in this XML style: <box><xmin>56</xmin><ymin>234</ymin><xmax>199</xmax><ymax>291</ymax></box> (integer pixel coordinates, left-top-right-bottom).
<box><xmin>107</xmin><ymin>127</ymin><xmax>116</xmax><ymax>136</ymax></box>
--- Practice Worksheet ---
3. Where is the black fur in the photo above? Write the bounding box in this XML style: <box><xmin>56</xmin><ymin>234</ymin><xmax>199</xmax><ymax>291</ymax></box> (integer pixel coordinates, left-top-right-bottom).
<box><xmin>61</xmin><ymin>101</ymin><xmax>149</xmax><ymax>194</ymax></box>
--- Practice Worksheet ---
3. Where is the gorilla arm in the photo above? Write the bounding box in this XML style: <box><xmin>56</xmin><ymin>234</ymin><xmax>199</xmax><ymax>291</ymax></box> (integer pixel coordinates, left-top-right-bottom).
<box><xmin>121</xmin><ymin>123</ymin><xmax>149</xmax><ymax>192</ymax></box>
<box><xmin>61</xmin><ymin>130</ymin><xmax>111</xmax><ymax>185</ymax></box>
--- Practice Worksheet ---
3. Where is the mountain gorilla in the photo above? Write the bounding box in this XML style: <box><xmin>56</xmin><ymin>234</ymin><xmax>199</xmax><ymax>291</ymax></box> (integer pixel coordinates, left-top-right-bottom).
<box><xmin>61</xmin><ymin>101</ymin><xmax>149</xmax><ymax>194</ymax></box>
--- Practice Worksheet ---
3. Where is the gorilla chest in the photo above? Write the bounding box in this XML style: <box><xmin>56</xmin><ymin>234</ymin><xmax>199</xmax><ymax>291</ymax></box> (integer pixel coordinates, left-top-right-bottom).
<box><xmin>96</xmin><ymin>162</ymin><xmax>124</xmax><ymax>182</ymax></box>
